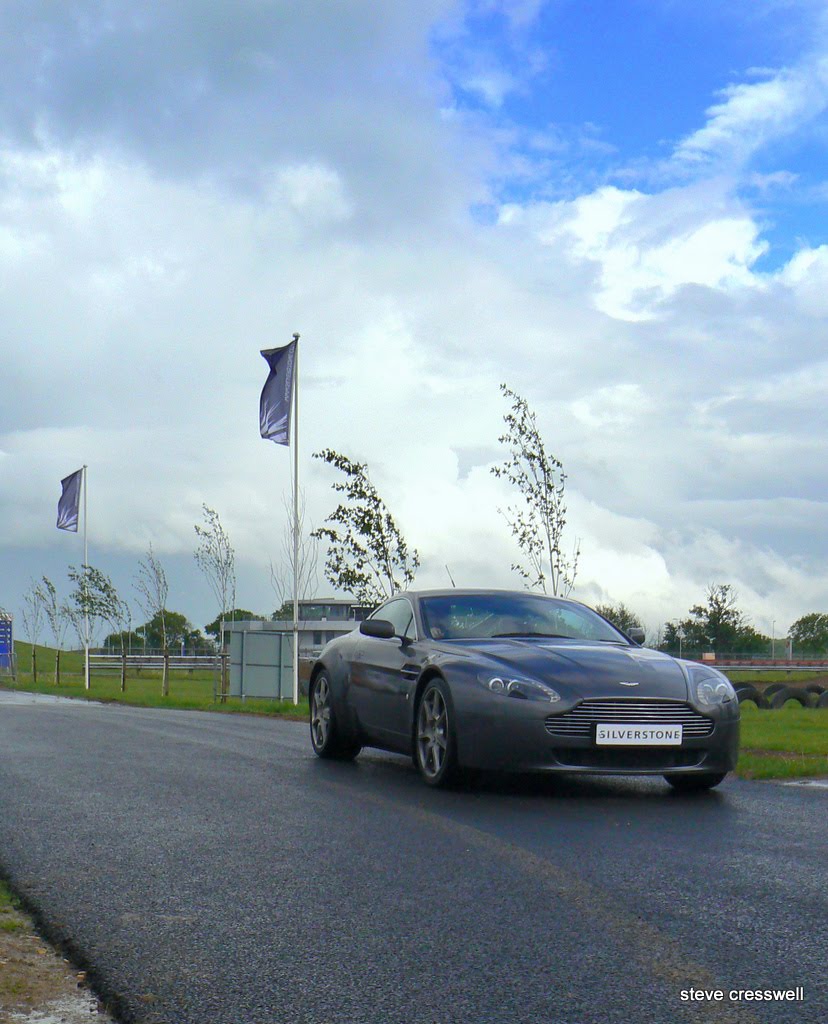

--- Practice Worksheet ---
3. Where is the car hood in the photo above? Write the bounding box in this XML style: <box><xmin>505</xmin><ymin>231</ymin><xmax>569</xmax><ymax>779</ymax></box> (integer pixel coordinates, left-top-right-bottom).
<box><xmin>453</xmin><ymin>638</ymin><xmax>690</xmax><ymax>700</ymax></box>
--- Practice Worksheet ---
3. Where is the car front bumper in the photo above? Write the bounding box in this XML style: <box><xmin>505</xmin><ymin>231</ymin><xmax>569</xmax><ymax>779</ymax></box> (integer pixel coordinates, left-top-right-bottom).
<box><xmin>453</xmin><ymin>689</ymin><xmax>740</xmax><ymax>775</ymax></box>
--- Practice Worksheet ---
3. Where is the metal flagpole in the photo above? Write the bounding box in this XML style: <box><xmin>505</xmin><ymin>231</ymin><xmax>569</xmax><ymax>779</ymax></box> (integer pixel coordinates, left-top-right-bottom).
<box><xmin>83</xmin><ymin>464</ymin><xmax>90</xmax><ymax>690</ymax></box>
<box><xmin>292</xmin><ymin>333</ymin><xmax>300</xmax><ymax>706</ymax></box>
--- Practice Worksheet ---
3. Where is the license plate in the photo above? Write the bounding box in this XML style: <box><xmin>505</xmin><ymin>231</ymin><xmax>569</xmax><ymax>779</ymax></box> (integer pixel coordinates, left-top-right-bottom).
<box><xmin>596</xmin><ymin>724</ymin><xmax>682</xmax><ymax>746</ymax></box>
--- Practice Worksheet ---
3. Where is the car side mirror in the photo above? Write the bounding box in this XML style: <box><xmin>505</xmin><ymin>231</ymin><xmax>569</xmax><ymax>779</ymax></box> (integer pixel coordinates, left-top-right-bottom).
<box><xmin>360</xmin><ymin>619</ymin><xmax>395</xmax><ymax>639</ymax></box>
<box><xmin>628</xmin><ymin>627</ymin><xmax>645</xmax><ymax>645</ymax></box>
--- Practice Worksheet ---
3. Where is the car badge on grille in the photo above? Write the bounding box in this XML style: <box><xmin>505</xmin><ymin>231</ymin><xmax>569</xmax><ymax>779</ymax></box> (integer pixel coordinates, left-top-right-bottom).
<box><xmin>618</xmin><ymin>681</ymin><xmax>639</xmax><ymax>686</ymax></box>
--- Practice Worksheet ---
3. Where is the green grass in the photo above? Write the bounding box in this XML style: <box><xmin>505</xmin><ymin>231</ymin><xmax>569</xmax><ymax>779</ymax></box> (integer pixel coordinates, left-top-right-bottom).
<box><xmin>726</xmin><ymin>669</ymin><xmax>828</xmax><ymax>684</ymax></box>
<box><xmin>0</xmin><ymin>881</ymin><xmax>25</xmax><ymax>934</ymax></box>
<box><xmin>737</xmin><ymin>704</ymin><xmax>828</xmax><ymax>779</ymax></box>
<box><xmin>3</xmin><ymin>641</ymin><xmax>309</xmax><ymax>720</ymax></box>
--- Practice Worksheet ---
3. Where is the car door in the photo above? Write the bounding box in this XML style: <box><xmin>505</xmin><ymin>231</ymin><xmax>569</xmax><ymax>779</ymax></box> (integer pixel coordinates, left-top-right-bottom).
<box><xmin>351</xmin><ymin>598</ymin><xmax>421</xmax><ymax>748</ymax></box>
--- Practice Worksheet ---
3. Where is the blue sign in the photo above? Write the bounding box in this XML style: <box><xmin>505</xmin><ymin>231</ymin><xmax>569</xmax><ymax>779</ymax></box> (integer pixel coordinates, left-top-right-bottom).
<box><xmin>0</xmin><ymin>615</ymin><xmax>13</xmax><ymax>671</ymax></box>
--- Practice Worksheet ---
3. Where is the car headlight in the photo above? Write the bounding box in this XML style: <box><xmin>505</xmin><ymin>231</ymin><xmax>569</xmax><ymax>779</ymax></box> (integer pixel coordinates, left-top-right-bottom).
<box><xmin>478</xmin><ymin>673</ymin><xmax>561</xmax><ymax>703</ymax></box>
<box><xmin>684</xmin><ymin>664</ymin><xmax>736</xmax><ymax>706</ymax></box>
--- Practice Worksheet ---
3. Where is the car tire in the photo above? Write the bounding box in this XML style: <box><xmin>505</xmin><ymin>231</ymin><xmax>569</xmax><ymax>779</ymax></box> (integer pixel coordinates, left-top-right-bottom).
<box><xmin>763</xmin><ymin>683</ymin><xmax>786</xmax><ymax>699</ymax></box>
<box><xmin>735</xmin><ymin>685</ymin><xmax>767</xmax><ymax>708</ymax></box>
<box><xmin>817</xmin><ymin>691</ymin><xmax>828</xmax><ymax>709</ymax></box>
<box><xmin>665</xmin><ymin>772</ymin><xmax>726</xmax><ymax>792</ymax></box>
<box><xmin>414</xmin><ymin>678</ymin><xmax>458</xmax><ymax>787</ymax></box>
<box><xmin>804</xmin><ymin>684</ymin><xmax>826</xmax><ymax>696</ymax></box>
<box><xmin>769</xmin><ymin>686</ymin><xmax>815</xmax><ymax>709</ymax></box>
<box><xmin>309</xmin><ymin>672</ymin><xmax>361</xmax><ymax>761</ymax></box>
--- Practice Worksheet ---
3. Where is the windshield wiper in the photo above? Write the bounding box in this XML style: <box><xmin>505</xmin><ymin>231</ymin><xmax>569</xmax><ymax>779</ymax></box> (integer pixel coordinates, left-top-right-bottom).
<box><xmin>491</xmin><ymin>632</ymin><xmax>570</xmax><ymax>639</ymax></box>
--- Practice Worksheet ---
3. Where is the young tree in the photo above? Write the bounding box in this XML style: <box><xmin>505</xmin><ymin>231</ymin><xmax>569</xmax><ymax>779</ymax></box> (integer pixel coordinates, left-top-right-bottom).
<box><xmin>491</xmin><ymin>384</ymin><xmax>580</xmax><ymax>596</ymax></box>
<box><xmin>20</xmin><ymin>580</ymin><xmax>45</xmax><ymax>682</ymax></box>
<box><xmin>269</xmin><ymin>488</ymin><xmax>320</xmax><ymax>610</ymax></box>
<box><xmin>134</xmin><ymin>546</ymin><xmax>171</xmax><ymax>696</ymax></box>
<box><xmin>311</xmin><ymin>449</ymin><xmax>419</xmax><ymax>605</ymax></box>
<box><xmin>35</xmin><ymin>577</ymin><xmax>69</xmax><ymax>685</ymax></box>
<box><xmin>595</xmin><ymin>602</ymin><xmax>643</xmax><ymax>636</ymax></box>
<box><xmin>68</xmin><ymin>565</ymin><xmax>132</xmax><ymax>691</ymax></box>
<box><xmin>194</xmin><ymin>505</ymin><xmax>236</xmax><ymax>652</ymax></box>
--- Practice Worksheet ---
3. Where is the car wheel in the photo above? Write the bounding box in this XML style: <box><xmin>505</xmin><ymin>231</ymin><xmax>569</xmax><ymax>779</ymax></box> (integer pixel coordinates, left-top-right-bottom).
<box><xmin>415</xmin><ymin>679</ymin><xmax>458</xmax><ymax>787</ymax></box>
<box><xmin>665</xmin><ymin>772</ymin><xmax>726</xmax><ymax>792</ymax></box>
<box><xmin>309</xmin><ymin>673</ymin><xmax>361</xmax><ymax>761</ymax></box>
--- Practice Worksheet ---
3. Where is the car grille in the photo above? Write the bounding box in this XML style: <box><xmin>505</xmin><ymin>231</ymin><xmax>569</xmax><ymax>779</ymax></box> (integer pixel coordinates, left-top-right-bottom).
<box><xmin>544</xmin><ymin>699</ymin><xmax>714</xmax><ymax>738</ymax></box>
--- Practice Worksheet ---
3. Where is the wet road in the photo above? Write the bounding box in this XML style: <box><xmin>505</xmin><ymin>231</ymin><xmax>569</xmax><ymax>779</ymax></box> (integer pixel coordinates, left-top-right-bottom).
<box><xmin>0</xmin><ymin>693</ymin><xmax>825</xmax><ymax>1024</ymax></box>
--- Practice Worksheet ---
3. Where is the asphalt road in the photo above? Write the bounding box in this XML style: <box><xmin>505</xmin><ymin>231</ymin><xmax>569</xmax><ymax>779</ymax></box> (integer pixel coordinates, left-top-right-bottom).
<box><xmin>0</xmin><ymin>693</ymin><xmax>825</xmax><ymax>1024</ymax></box>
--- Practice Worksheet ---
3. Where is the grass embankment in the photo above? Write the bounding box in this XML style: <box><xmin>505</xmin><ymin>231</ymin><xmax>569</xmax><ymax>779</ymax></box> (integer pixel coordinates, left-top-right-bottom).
<box><xmin>3</xmin><ymin>641</ymin><xmax>309</xmax><ymax>720</ymax></box>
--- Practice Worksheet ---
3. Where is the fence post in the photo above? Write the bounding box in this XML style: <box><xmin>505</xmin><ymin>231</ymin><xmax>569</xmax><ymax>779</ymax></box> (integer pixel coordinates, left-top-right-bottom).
<box><xmin>220</xmin><ymin>650</ymin><xmax>228</xmax><ymax>703</ymax></box>
<box><xmin>31</xmin><ymin>646</ymin><xmax>37</xmax><ymax>685</ymax></box>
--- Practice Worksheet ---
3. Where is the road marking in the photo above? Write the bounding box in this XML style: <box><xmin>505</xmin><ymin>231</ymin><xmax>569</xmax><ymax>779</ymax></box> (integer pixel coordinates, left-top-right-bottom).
<box><xmin>321</xmin><ymin>776</ymin><xmax>763</xmax><ymax>1024</ymax></box>
<box><xmin>780</xmin><ymin>779</ymin><xmax>828</xmax><ymax>789</ymax></box>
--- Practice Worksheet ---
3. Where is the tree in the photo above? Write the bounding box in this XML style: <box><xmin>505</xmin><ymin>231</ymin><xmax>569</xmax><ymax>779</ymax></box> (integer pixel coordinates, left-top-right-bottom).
<box><xmin>35</xmin><ymin>577</ymin><xmax>69</xmax><ymax>685</ymax></box>
<box><xmin>134</xmin><ymin>546</ymin><xmax>171</xmax><ymax>696</ymax></box>
<box><xmin>20</xmin><ymin>579</ymin><xmax>45</xmax><ymax>682</ymax></box>
<box><xmin>491</xmin><ymin>384</ymin><xmax>580</xmax><ymax>596</ymax></box>
<box><xmin>661</xmin><ymin>584</ymin><xmax>769</xmax><ymax>654</ymax></box>
<box><xmin>68</xmin><ymin>564</ymin><xmax>132</xmax><ymax>691</ymax></box>
<box><xmin>204</xmin><ymin>609</ymin><xmax>265</xmax><ymax>641</ymax></box>
<box><xmin>194</xmin><ymin>504</ymin><xmax>236</xmax><ymax>644</ymax></box>
<box><xmin>788</xmin><ymin>613</ymin><xmax>828</xmax><ymax>655</ymax></box>
<box><xmin>311</xmin><ymin>449</ymin><xmax>419</xmax><ymax>605</ymax></box>
<box><xmin>270</xmin><ymin>488</ymin><xmax>320</xmax><ymax>611</ymax></box>
<box><xmin>595</xmin><ymin>602</ymin><xmax>642</xmax><ymax>636</ymax></box>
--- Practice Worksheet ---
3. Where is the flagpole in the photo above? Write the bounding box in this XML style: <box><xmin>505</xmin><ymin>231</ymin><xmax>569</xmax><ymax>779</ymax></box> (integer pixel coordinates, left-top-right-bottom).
<box><xmin>83</xmin><ymin>464</ymin><xmax>90</xmax><ymax>691</ymax></box>
<box><xmin>292</xmin><ymin>333</ymin><xmax>300</xmax><ymax>706</ymax></box>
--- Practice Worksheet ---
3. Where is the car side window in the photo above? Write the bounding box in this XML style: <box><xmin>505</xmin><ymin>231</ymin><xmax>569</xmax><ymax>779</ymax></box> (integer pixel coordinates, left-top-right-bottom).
<box><xmin>375</xmin><ymin>599</ymin><xmax>415</xmax><ymax>640</ymax></box>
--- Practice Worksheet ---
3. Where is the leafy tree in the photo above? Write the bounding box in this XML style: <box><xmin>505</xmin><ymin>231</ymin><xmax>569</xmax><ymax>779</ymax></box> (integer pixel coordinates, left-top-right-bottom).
<box><xmin>661</xmin><ymin>584</ymin><xmax>769</xmax><ymax>654</ymax></box>
<box><xmin>311</xmin><ymin>449</ymin><xmax>419</xmax><ymax>605</ymax></box>
<box><xmin>35</xmin><ymin>577</ymin><xmax>69</xmax><ymax>684</ymax></box>
<box><xmin>491</xmin><ymin>384</ymin><xmax>580</xmax><ymax>596</ymax></box>
<box><xmin>204</xmin><ymin>609</ymin><xmax>265</xmax><ymax>641</ymax></box>
<box><xmin>788</xmin><ymin>613</ymin><xmax>828</xmax><ymax>655</ymax></box>
<box><xmin>68</xmin><ymin>564</ymin><xmax>132</xmax><ymax>690</ymax></box>
<box><xmin>595</xmin><ymin>602</ymin><xmax>642</xmax><ymax>636</ymax></box>
<box><xmin>141</xmin><ymin>610</ymin><xmax>192</xmax><ymax>649</ymax></box>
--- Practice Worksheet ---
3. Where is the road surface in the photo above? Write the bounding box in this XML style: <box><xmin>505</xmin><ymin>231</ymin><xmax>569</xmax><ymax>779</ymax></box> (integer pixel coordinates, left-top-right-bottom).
<box><xmin>0</xmin><ymin>692</ymin><xmax>825</xmax><ymax>1023</ymax></box>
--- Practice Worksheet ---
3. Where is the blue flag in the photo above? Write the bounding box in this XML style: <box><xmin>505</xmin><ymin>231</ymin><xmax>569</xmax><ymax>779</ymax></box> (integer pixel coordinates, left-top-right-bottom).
<box><xmin>57</xmin><ymin>468</ymin><xmax>83</xmax><ymax>532</ymax></box>
<box><xmin>259</xmin><ymin>339</ymin><xmax>297</xmax><ymax>446</ymax></box>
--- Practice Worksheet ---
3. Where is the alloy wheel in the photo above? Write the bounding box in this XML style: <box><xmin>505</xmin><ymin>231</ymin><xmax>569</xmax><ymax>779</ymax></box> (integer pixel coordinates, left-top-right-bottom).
<box><xmin>311</xmin><ymin>676</ymin><xmax>332</xmax><ymax>750</ymax></box>
<box><xmin>417</xmin><ymin>686</ymin><xmax>448</xmax><ymax>778</ymax></box>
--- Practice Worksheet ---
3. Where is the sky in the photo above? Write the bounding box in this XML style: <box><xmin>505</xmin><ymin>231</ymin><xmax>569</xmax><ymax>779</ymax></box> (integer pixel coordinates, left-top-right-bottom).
<box><xmin>2</xmin><ymin>0</ymin><xmax>828</xmax><ymax>643</ymax></box>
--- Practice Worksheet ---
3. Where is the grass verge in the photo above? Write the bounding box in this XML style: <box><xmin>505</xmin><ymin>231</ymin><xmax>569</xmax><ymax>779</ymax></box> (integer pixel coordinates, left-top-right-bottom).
<box><xmin>737</xmin><ymin>704</ymin><xmax>828</xmax><ymax>779</ymax></box>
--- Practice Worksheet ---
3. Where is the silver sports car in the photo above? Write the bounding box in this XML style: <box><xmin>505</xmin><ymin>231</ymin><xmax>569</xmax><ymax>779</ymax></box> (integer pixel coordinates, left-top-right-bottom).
<box><xmin>308</xmin><ymin>589</ymin><xmax>739</xmax><ymax>790</ymax></box>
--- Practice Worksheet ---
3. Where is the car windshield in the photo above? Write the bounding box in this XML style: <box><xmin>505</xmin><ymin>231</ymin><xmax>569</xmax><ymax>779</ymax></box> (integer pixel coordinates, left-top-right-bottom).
<box><xmin>419</xmin><ymin>593</ymin><xmax>629</xmax><ymax>644</ymax></box>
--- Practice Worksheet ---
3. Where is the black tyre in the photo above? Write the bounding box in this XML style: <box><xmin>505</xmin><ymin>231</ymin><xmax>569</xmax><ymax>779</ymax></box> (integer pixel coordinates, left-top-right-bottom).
<box><xmin>414</xmin><ymin>679</ymin><xmax>458</xmax><ymax>787</ymax></box>
<box><xmin>309</xmin><ymin>673</ymin><xmax>361</xmax><ymax>761</ymax></box>
<box><xmin>769</xmin><ymin>686</ymin><xmax>815</xmax><ymax>709</ymax></box>
<box><xmin>804</xmin><ymin>684</ymin><xmax>826</xmax><ymax>696</ymax></box>
<box><xmin>817</xmin><ymin>691</ymin><xmax>828</xmax><ymax>709</ymax></box>
<box><xmin>763</xmin><ymin>683</ymin><xmax>786</xmax><ymax>699</ymax></box>
<box><xmin>735</xmin><ymin>685</ymin><xmax>767</xmax><ymax>708</ymax></box>
<box><xmin>665</xmin><ymin>772</ymin><xmax>726</xmax><ymax>792</ymax></box>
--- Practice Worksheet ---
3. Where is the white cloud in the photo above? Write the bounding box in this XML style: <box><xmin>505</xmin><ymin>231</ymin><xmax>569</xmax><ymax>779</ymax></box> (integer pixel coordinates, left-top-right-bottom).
<box><xmin>3</xmin><ymin>2</ymin><xmax>828</xmax><ymax>638</ymax></box>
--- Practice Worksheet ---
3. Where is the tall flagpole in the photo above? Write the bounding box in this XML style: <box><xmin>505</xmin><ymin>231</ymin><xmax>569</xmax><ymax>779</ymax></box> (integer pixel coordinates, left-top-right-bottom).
<box><xmin>292</xmin><ymin>333</ymin><xmax>300</xmax><ymax>706</ymax></box>
<box><xmin>83</xmin><ymin>464</ymin><xmax>90</xmax><ymax>691</ymax></box>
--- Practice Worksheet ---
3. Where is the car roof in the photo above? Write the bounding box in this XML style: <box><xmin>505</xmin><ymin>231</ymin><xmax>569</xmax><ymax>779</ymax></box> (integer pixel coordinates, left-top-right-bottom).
<box><xmin>393</xmin><ymin>589</ymin><xmax>581</xmax><ymax>604</ymax></box>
